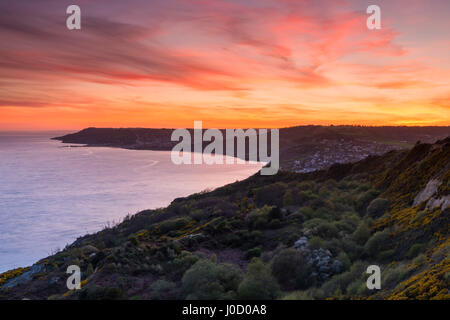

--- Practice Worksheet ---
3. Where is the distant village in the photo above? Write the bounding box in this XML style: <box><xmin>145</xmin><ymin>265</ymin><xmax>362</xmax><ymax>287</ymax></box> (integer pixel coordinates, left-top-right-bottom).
<box><xmin>290</xmin><ymin>138</ymin><xmax>404</xmax><ymax>173</ymax></box>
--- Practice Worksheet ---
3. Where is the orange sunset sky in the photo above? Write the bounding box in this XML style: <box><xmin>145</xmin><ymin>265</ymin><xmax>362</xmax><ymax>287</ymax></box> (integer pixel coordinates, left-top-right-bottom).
<box><xmin>0</xmin><ymin>0</ymin><xmax>449</xmax><ymax>130</ymax></box>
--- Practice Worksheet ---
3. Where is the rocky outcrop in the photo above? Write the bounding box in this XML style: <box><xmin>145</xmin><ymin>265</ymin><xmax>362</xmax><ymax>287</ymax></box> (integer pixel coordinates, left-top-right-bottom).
<box><xmin>413</xmin><ymin>179</ymin><xmax>450</xmax><ymax>210</ymax></box>
<box><xmin>294</xmin><ymin>237</ymin><xmax>343</xmax><ymax>282</ymax></box>
<box><xmin>1</xmin><ymin>264</ymin><xmax>45</xmax><ymax>290</ymax></box>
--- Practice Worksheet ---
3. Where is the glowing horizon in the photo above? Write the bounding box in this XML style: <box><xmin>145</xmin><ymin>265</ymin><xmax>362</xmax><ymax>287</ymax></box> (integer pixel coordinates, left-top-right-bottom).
<box><xmin>1</xmin><ymin>0</ymin><xmax>449</xmax><ymax>130</ymax></box>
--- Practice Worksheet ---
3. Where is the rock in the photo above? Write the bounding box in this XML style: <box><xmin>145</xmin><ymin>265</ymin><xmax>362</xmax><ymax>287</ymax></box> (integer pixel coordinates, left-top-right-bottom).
<box><xmin>294</xmin><ymin>236</ymin><xmax>308</xmax><ymax>250</ymax></box>
<box><xmin>292</xmin><ymin>236</ymin><xmax>342</xmax><ymax>282</ymax></box>
<box><xmin>48</xmin><ymin>277</ymin><xmax>60</xmax><ymax>285</ymax></box>
<box><xmin>1</xmin><ymin>264</ymin><xmax>45</xmax><ymax>289</ymax></box>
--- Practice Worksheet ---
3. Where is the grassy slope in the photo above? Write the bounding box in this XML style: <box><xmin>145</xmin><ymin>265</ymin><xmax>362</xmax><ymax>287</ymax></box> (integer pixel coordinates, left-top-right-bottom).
<box><xmin>0</xmin><ymin>138</ymin><xmax>449</xmax><ymax>300</ymax></box>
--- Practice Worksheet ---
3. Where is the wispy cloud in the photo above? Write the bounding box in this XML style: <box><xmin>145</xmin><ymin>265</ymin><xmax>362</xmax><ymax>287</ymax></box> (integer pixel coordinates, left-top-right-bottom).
<box><xmin>0</xmin><ymin>0</ymin><xmax>449</xmax><ymax>129</ymax></box>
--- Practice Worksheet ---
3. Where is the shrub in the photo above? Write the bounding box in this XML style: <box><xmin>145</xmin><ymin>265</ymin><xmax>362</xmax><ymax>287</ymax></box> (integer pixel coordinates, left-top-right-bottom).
<box><xmin>268</xmin><ymin>219</ymin><xmax>281</xmax><ymax>229</ymax></box>
<box><xmin>295</xmin><ymin>206</ymin><xmax>314</xmax><ymax>220</ymax></box>
<box><xmin>321</xmin><ymin>261</ymin><xmax>366</xmax><ymax>296</ymax></box>
<box><xmin>247</xmin><ymin>206</ymin><xmax>273</xmax><ymax>229</ymax></box>
<box><xmin>245</xmin><ymin>247</ymin><xmax>262</xmax><ymax>260</ymax></box>
<box><xmin>337</xmin><ymin>252</ymin><xmax>351</xmax><ymax>271</ymax></box>
<box><xmin>355</xmin><ymin>189</ymin><xmax>380</xmax><ymax>214</ymax></box>
<box><xmin>381</xmin><ymin>263</ymin><xmax>408</xmax><ymax>289</ymax></box>
<box><xmin>150</xmin><ymin>279</ymin><xmax>177</xmax><ymax>300</ymax></box>
<box><xmin>271</xmin><ymin>248</ymin><xmax>312</xmax><ymax>290</ymax></box>
<box><xmin>340</xmin><ymin>238</ymin><xmax>363</xmax><ymax>261</ymax></box>
<box><xmin>189</xmin><ymin>209</ymin><xmax>206</xmax><ymax>221</ymax></box>
<box><xmin>352</xmin><ymin>223</ymin><xmax>371</xmax><ymax>245</ymax></box>
<box><xmin>268</xmin><ymin>206</ymin><xmax>282</xmax><ymax>220</ymax></box>
<box><xmin>412</xmin><ymin>254</ymin><xmax>426</xmax><ymax>267</ymax></box>
<box><xmin>308</xmin><ymin>236</ymin><xmax>325</xmax><ymax>250</ymax></box>
<box><xmin>366</xmin><ymin>198</ymin><xmax>389</xmax><ymax>216</ymax></box>
<box><xmin>238</xmin><ymin>259</ymin><xmax>279</xmax><ymax>299</ymax></box>
<box><xmin>283</xmin><ymin>190</ymin><xmax>295</xmax><ymax>207</ymax></box>
<box><xmin>407</xmin><ymin>243</ymin><xmax>426</xmax><ymax>259</ymax></box>
<box><xmin>181</xmin><ymin>259</ymin><xmax>242</xmax><ymax>299</ymax></box>
<box><xmin>364</xmin><ymin>229</ymin><xmax>390</xmax><ymax>256</ymax></box>
<box><xmin>159</xmin><ymin>217</ymin><xmax>192</xmax><ymax>234</ymax></box>
<box><xmin>282</xmin><ymin>287</ymin><xmax>325</xmax><ymax>300</ymax></box>
<box><xmin>254</xmin><ymin>183</ymin><xmax>287</xmax><ymax>206</ymax></box>
<box><xmin>377</xmin><ymin>249</ymin><xmax>395</xmax><ymax>261</ymax></box>
<box><xmin>303</xmin><ymin>218</ymin><xmax>338</xmax><ymax>239</ymax></box>
<box><xmin>172</xmin><ymin>251</ymin><xmax>200</xmax><ymax>277</ymax></box>
<box><xmin>78</xmin><ymin>286</ymin><xmax>124</xmax><ymax>300</ymax></box>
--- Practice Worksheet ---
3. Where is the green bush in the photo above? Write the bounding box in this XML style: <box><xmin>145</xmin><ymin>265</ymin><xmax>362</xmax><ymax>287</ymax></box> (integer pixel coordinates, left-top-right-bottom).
<box><xmin>181</xmin><ymin>259</ymin><xmax>243</xmax><ymax>299</ymax></box>
<box><xmin>150</xmin><ymin>279</ymin><xmax>177</xmax><ymax>300</ymax></box>
<box><xmin>282</xmin><ymin>287</ymin><xmax>325</xmax><ymax>300</ymax></box>
<box><xmin>337</xmin><ymin>252</ymin><xmax>351</xmax><ymax>271</ymax></box>
<box><xmin>271</xmin><ymin>248</ymin><xmax>312</xmax><ymax>290</ymax></box>
<box><xmin>268</xmin><ymin>219</ymin><xmax>281</xmax><ymax>229</ymax></box>
<box><xmin>355</xmin><ymin>189</ymin><xmax>380</xmax><ymax>214</ymax></box>
<box><xmin>238</xmin><ymin>259</ymin><xmax>279</xmax><ymax>300</ymax></box>
<box><xmin>283</xmin><ymin>190</ymin><xmax>295</xmax><ymax>207</ymax></box>
<box><xmin>377</xmin><ymin>249</ymin><xmax>395</xmax><ymax>261</ymax></box>
<box><xmin>321</xmin><ymin>261</ymin><xmax>366</xmax><ymax>296</ymax></box>
<box><xmin>303</xmin><ymin>218</ymin><xmax>338</xmax><ymax>239</ymax></box>
<box><xmin>78</xmin><ymin>286</ymin><xmax>124</xmax><ymax>300</ymax></box>
<box><xmin>407</xmin><ymin>243</ymin><xmax>426</xmax><ymax>259</ymax></box>
<box><xmin>366</xmin><ymin>198</ymin><xmax>389</xmax><ymax>216</ymax></box>
<box><xmin>254</xmin><ymin>183</ymin><xmax>287</xmax><ymax>206</ymax></box>
<box><xmin>412</xmin><ymin>254</ymin><xmax>426</xmax><ymax>267</ymax></box>
<box><xmin>245</xmin><ymin>247</ymin><xmax>262</xmax><ymax>260</ymax></box>
<box><xmin>352</xmin><ymin>223</ymin><xmax>371</xmax><ymax>245</ymax></box>
<box><xmin>247</xmin><ymin>205</ymin><xmax>273</xmax><ymax>229</ymax></box>
<box><xmin>308</xmin><ymin>236</ymin><xmax>325</xmax><ymax>250</ymax></box>
<box><xmin>159</xmin><ymin>217</ymin><xmax>192</xmax><ymax>234</ymax></box>
<box><xmin>172</xmin><ymin>251</ymin><xmax>200</xmax><ymax>277</ymax></box>
<box><xmin>381</xmin><ymin>263</ymin><xmax>408</xmax><ymax>289</ymax></box>
<box><xmin>364</xmin><ymin>229</ymin><xmax>390</xmax><ymax>256</ymax></box>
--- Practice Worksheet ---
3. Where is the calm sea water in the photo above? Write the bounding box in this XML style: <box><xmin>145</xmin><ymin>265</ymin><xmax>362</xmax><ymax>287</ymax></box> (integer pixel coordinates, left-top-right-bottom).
<box><xmin>0</xmin><ymin>132</ymin><xmax>263</xmax><ymax>273</ymax></box>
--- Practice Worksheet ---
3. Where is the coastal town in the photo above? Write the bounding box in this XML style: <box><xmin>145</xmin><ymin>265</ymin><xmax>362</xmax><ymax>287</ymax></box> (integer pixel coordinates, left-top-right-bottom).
<box><xmin>289</xmin><ymin>138</ymin><xmax>404</xmax><ymax>173</ymax></box>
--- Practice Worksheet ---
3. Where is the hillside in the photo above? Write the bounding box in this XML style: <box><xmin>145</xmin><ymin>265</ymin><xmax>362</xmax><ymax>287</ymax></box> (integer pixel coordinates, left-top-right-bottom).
<box><xmin>0</xmin><ymin>137</ymin><xmax>449</xmax><ymax>300</ymax></box>
<box><xmin>53</xmin><ymin>126</ymin><xmax>450</xmax><ymax>172</ymax></box>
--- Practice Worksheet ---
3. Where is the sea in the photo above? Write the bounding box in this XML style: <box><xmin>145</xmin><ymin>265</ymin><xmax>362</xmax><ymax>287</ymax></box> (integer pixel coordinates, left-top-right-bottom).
<box><xmin>0</xmin><ymin>132</ymin><xmax>263</xmax><ymax>273</ymax></box>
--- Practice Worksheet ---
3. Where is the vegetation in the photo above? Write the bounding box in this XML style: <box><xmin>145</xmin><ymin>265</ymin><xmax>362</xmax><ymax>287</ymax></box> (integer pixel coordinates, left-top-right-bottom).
<box><xmin>0</xmin><ymin>137</ymin><xmax>449</xmax><ymax>300</ymax></box>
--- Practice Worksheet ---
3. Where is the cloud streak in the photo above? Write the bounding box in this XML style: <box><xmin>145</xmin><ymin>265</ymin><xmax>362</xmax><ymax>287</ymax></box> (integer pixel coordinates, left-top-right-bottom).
<box><xmin>0</xmin><ymin>0</ymin><xmax>449</xmax><ymax>129</ymax></box>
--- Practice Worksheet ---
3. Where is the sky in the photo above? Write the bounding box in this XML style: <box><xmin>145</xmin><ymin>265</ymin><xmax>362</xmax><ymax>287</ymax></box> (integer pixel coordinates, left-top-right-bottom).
<box><xmin>0</xmin><ymin>0</ymin><xmax>449</xmax><ymax>130</ymax></box>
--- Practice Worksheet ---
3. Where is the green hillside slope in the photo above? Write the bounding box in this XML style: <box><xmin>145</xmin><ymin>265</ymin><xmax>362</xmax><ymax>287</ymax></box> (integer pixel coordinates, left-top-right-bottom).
<box><xmin>1</xmin><ymin>138</ymin><xmax>449</xmax><ymax>300</ymax></box>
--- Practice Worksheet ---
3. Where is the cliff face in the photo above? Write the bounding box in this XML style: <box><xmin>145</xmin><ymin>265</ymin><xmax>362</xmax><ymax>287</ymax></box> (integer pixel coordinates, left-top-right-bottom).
<box><xmin>1</xmin><ymin>138</ymin><xmax>449</xmax><ymax>300</ymax></box>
